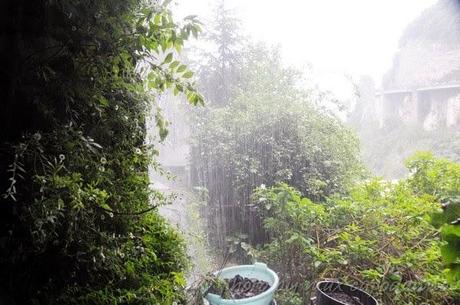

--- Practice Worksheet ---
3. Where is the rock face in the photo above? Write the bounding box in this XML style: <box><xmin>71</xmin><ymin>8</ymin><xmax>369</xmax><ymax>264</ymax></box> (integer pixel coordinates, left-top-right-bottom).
<box><xmin>376</xmin><ymin>0</ymin><xmax>460</xmax><ymax>130</ymax></box>
<box><xmin>384</xmin><ymin>0</ymin><xmax>460</xmax><ymax>90</ymax></box>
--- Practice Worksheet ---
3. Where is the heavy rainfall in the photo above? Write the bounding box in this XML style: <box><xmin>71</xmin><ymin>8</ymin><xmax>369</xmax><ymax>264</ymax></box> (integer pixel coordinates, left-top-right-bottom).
<box><xmin>1</xmin><ymin>0</ymin><xmax>459</xmax><ymax>305</ymax></box>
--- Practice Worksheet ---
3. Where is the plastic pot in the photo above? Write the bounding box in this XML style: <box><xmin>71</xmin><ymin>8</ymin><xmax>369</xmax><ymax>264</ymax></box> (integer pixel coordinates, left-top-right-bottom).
<box><xmin>205</xmin><ymin>262</ymin><xmax>279</xmax><ymax>305</ymax></box>
<box><xmin>315</xmin><ymin>281</ymin><xmax>378</xmax><ymax>305</ymax></box>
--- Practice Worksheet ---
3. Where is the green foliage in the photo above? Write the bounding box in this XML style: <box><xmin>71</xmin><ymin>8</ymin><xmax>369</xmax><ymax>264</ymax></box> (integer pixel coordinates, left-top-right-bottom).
<box><xmin>0</xmin><ymin>0</ymin><xmax>202</xmax><ymax>304</ymax></box>
<box><xmin>186</xmin><ymin>272</ymin><xmax>230</xmax><ymax>305</ymax></box>
<box><xmin>191</xmin><ymin>44</ymin><xmax>363</xmax><ymax>247</ymax></box>
<box><xmin>275</xmin><ymin>289</ymin><xmax>303</xmax><ymax>305</ymax></box>
<box><xmin>193</xmin><ymin>0</ymin><xmax>244</xmax><ymax>107</ymax></box>
<box><xmin>251</xmin><ymin>175</ymin><xmax>458</xmax><ymax>304</ymax></box>
<box><xmin>406</xmin><ymin>152</ymin><xmax>460</xmax><ymax>287</ymax></box>
<box><xmin>206</xmin><ymin>276</ymin><xmax>231</xmax><ymax>299</ymax></box>
<box><xmin>406</xmin><ymin>151</ymin><xmax>460</xmax><ymax>199</ymax></box>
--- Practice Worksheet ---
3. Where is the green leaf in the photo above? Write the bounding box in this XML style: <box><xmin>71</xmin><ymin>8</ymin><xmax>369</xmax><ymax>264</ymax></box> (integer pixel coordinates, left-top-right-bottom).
<box><xmin>163</xmin><ymin>53</ymin><xmax>173</xmax><ymax>64</ymax></box>
<box><xmin>388</xmin><ymin>273</ymin><xmax>402</xmax><ymax>282</ymax></box>
<box><xmin>176</xmin><ymin>65</ymin><xmax>187</xmax><ymax>73</ymax></box>
<box><xmin>154</xmin><ymin>14</ymin><xmax>162</xmax><ymax>25</ymax></box>
<box><xmin>162</xmin><ymin>16</ymin><xmax>168</xmax><ymax>26</ymax></box>
<box><xmin>99</xmin><ymin>203</ymin><xmax>112</xmax><ymax>212</ymax></box>
<box><xmin>169</xmin><ymin>61</ymin><xmax>180</xmax><ymax>69</ymax></box>
<box><xmin>445</xmin><ymin>264</ymin><xmax>460</xmax><ymax>283</ymax></box>
<box><xmin>97</xmin><ymin>95</ymin><xmax>109</xmax><ymax>107</ymax></box>
<box><xmin>182</xmin><ymin>71</ymin><xmax>193</xmax><ymax>78</ymax></box>
<box><xmin>442</xmin><ymin>224</ymin><xmax>460</xmax><ymax>239</ymax></box>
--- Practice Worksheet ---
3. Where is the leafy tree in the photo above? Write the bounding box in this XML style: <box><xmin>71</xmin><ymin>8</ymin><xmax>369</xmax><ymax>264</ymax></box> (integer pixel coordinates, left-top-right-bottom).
<box><xmin>191</xmin><ymin>44</ymin><xmax>363</xmax><ymax>248</ymax></box>
<box><xmin>244</xmin><ymin>153</ymin><xmax>460</xmax><ymax>304</ymax></box>
<box><xmin>0</xmin><ymin>0</ymin><xmax>202</xmax><ymax>304</ymax></box>
<box><xmin>194</xmin><ymin>0</ymin><xmax>244</xmax><ymax>107</ymax></box>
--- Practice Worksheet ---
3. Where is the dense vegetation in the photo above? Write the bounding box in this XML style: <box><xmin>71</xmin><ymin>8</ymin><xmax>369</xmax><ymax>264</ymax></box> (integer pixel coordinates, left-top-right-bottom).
<box><xmin>191</xmin><ymin>43</ymin><xmax>363</xmax><ymax>248</ymax></box>
<box><xmin>188</xmin><ymin>3</ymin><xmax>460</xmax><ymax>305</ymax></box>
<box><xmin>407</xmin><ymin>153</ymin><xmax>460</xmax><ymax>286</ymax></box>
<box><xmin>251</xmin><ymin>153</ymin><xmax>460</xmax><ymax>304</ymax></box>
<box><xmin>0</xmin><ymin>0</ymin><xmax>202</xmax><ymax>304</ymax></box>
<box><xmin>2</xmin><ymin>1</ymin><xmax>459</xmax><ymax>305</ymax></box>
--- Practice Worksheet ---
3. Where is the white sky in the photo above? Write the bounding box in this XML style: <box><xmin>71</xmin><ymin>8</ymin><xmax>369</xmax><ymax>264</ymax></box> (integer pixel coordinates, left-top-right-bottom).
<box><xmin>174</xmin><ymin>0</ymin><xmax>437</xmax><ymax>98</ymax></box>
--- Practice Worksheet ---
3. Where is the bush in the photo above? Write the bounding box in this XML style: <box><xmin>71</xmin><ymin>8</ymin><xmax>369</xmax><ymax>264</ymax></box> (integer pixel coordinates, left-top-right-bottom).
<box><xmin>191</xmin><ymin>44</ymin><xmax>363</xmax><ymax>248</ymax></box>
<box><xmin>251</xmin><ymin>171</ymin><xmax>458</xmax><ymax>304</ymax></box>
<box><xmin>406</xmin><ymin>152</ymin><xmax>460</xmax><ymax>287</ymax></box>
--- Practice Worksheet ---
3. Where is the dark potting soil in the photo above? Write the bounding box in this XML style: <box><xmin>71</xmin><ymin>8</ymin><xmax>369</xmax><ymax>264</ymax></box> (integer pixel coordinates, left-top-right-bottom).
<box><xmin>225</xmin><ymin>274</ymin><xmax>271</xmax><ymax>299</ymax></box>
<box><xmin>326</xmin><ymin>292</ymin><xmax>363</xmax><ymax>305</ymax></box>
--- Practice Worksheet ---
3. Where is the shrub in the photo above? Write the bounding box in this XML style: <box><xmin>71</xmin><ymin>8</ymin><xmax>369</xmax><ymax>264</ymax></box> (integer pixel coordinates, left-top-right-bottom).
<box><xmin>191</xmin><ymin>44</ymin><xmax>363</xmax><ymax>248</ymax></box>
<box><xmin>406</xmin><ymin>152</ymin><xmax>460</xmax><ymax>287</ymax></box>
<box><xmin>251</xmin><ymin>176</ymin><xmax>458</xmax><ymax>304</ymax></box>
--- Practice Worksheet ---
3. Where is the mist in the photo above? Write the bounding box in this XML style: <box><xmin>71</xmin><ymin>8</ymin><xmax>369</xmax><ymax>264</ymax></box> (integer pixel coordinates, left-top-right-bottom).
<box><xmin>1</xmin><ymin>0</ymin><xmax>459</xmax><ymax>304</ymax></box>
<box><xmin>154</xmin><ymin>0</ymin><xmax>460</xmax><ymax>178</ymax></box>
<box><xmin>151</xmin><ymin>0</ymin><xmax>460</xmax><ymax>303</ymax></box>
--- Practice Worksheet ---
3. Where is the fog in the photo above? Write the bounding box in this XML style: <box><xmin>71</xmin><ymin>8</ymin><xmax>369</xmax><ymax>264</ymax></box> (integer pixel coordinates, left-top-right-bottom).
<box><xmin>153</xmin><ymin>0</ymin><xmax>460</xmax><ymax>179</ymax></box>
<box><xmin>175</xmin><ymin>0</ymin><xmax>436</xmax><ymax>98</ymax></box>
<box><xmin>151</xmin><ymin>0</ymin><xmax>460</xmax><ymax>302</ymax></box>
<box><xmin>3</xmin><ymin>0</ymin><xmax>460</xmax><ymax>303</ymax></box>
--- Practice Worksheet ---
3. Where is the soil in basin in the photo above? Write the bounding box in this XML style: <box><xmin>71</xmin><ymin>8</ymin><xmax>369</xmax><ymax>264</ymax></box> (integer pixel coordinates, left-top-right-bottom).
<box><xmin>325</xmin><ymin>292</ymin><xmax>364</xmax><ymax>305</ymax></box>
<box><xmin>225</xmin><ymin>274</ymin><xmax>271</xmax><ymax>299</ymax></box>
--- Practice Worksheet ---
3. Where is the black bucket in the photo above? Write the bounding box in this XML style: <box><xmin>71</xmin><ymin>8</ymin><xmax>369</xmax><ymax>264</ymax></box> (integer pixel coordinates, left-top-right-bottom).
<box><xmin>315</xmin><ymin>281</ymin><xmax>378</xmax><ymax>305</ymax></box>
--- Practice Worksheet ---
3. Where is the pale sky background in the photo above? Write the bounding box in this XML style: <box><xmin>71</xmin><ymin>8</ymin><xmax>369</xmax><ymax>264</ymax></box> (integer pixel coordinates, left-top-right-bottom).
<box><xmin>173</xmin><ymin>0</ymin><xmax>437</xmax><ymax>98</ymax></box>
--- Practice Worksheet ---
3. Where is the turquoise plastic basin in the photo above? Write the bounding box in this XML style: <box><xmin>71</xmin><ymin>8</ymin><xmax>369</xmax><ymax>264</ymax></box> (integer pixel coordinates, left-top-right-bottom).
<box><xmin>205</xmin><ymin>262</ymin><xmax>279</xmax><ymax>305</ymax></box>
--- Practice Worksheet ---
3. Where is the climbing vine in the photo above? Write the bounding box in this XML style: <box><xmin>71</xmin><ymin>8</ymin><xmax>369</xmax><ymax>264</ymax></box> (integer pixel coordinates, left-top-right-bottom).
<box><xmin>0</xmin><ymin>0</ymin><xmax>202</xmax><ymax>304</ymax></box>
